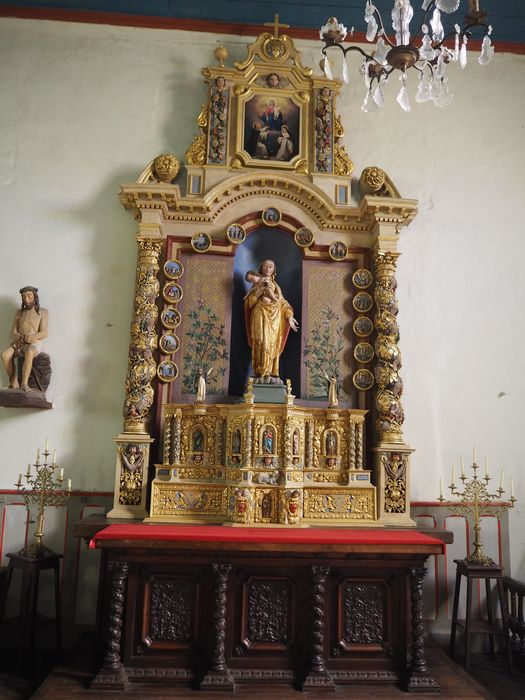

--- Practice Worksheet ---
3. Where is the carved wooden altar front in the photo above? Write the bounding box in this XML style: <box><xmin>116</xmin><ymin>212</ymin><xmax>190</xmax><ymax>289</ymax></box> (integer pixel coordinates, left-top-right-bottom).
<box><xmin>108</xmin><ymin>24</ymin><xmax>418</xmax><ymax>528</ymax></box>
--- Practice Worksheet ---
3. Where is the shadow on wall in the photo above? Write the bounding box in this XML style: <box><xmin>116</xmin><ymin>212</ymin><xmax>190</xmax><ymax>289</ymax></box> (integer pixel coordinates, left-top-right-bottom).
<box><xmin>57</xmin><ymin>169</ymin><xmax>140</xmax><ymax>492</ymax></box>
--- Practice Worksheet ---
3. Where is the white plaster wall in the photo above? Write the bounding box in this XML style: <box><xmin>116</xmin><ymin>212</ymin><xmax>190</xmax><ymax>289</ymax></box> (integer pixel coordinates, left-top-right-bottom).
<box><xmin>0</xmin><ymin>19</ymin><xmax>523</xmax><ymax>578</ymax></box>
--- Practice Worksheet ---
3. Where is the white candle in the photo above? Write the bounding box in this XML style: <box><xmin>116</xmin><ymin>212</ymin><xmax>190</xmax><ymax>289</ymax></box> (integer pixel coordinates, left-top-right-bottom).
<box><xmin>17</xmin><ymin>473</ymin><xmax>22</xmax><ymax>487</ymax></box>
<box><xmin>451</xmin><ymin>465</ymin><xmax>456</xmax><ymax>487</ymax></box>
<box><xmin>460</xmin><ymin>455</ymin><xmax>465</xmax><ymax>477</ymax></box>
<box><xmin>499</xmin><ymin>468</ymin><xmax>504</xmax><ymax>490</ymax></box>
<box><xmin>59</xmin><ymin>468</ymin><xmax>64</xmax><ymax>481</ymax></box>
<box><xmin>44</xmin><ymin>437</ymin><xmax>49</xmax><ymax>452</ymax></box>
<box><xmin>510</xmin><ymin>478</ymin><xmax>514</xmax><ymax>498</ymax></box>
<box><xmin>484</xmin><ymin>457</ymin><xmax>489</xmax><ymax>477</ymax></box>
<box><xmin>439</xmin><ymin>478</ymin><xmax>443</xmax><ymax>499</ymax></box>
<box><xmin>26</xmin><ymin>462</ymin><xmax>31</xmax><ymax>477</ymax></box>
<box><xmin>68</xmin><ymin>479</ymin><xmax>72</xmax><ymax>492</ymax></box>
<box><xmin>36</xmin><ymin>448</ymin><xmax>40</xmax><ymax>465</ymax></box>
<box><xmin>473</xmin><ymin>445</ymin><xmax>477</xmax><ymax>463</ymax></box>
<box><xmin>52</xmin><ymin>450</ymin><xmax>57</xmax><ymax>466</ymax></box>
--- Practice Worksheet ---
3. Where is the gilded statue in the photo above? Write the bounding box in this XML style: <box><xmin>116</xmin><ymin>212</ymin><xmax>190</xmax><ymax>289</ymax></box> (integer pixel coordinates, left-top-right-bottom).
<box><xmin>1</xmin><ymin>286</ymin><xmax>50</xmax><ymax>392</ymax></box>
<box><xmin>244</xmin><ymin>259</ymin><xmax>298</xmax><ymax>382</ymax></box>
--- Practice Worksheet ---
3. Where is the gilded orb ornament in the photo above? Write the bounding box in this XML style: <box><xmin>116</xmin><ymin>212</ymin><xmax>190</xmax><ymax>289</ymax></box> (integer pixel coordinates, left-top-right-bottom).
<box><xmin>213</xmin><ymin>44</ymin><xmax>228</xmax><ymax>67</ymax></box>
<box><xmin>360</xmin><ymin>166</ymin><xmax>386</xmax><ymax>194</ymax></box>
<box><xmin>153</xmin><ymin>154</ymin><xmax>180</xmax><ymax>183</ymax></box>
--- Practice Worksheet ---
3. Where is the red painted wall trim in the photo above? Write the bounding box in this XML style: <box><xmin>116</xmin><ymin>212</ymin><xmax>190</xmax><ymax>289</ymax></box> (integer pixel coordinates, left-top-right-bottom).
<box><xmin>1</xmin><ymin>6</ymin><xmax>524</xmax><ymax>56</ymax></box>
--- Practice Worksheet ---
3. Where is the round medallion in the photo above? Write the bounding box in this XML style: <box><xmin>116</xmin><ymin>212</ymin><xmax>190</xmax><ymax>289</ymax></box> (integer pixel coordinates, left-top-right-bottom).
<box><xmin>160</xmin><ymin>307</ymin><xmax>181</xmax><ymax>329</ymax></box>
<box><xmin>328</xmin><ymin>241</ymin><xmax>348</xmax><ymax>261</ymax></box>
<box><xmin>353</xmin><ymin>291</ymin><xmax>373</xmax><ymax>313</ymax></box>
<box><xmin>163</xmin><ymin>258</ymin><xmax>184</xmax><ymax>280</ymax></box>
<box><xmin>353</xmin><ymin>316</ymin><xmax>374</xmax><ymax>338</ymax></box>
<box><xmin>191</xmin><ymin>232</ymin><xmax>212</xmax><ymax>253</ymax></box>
<box><xmin>159</xmin><ymin>333</ymin><xmax>180</xmax><ymax>355</ymax></box>
<box><xmin>162</xmin><ymin>282</ymin><xmax>183</xmax><ymax>304</ymax></box>
<box><xmin>352</xmin><ymin>268</ymin><xmax>373</xmax><ymax>289</ymax></box>
<box><xmin>354</xmin><ymin>342</ymin><xmax>374</xmax><ymax>363</ymax></box>
<box><xmin>352</xmin><ymin>368</ymin><xmax>375</xmax><ymax>391</ymax></box>
<box><xmin>294</xmin><ymin>227</ymin><xmax>314</xmax><ymax>248</ymax></box>
<box><xmin>157</xmin><ymin>361</ymin><xmax>179</xmax><ymax>383</ymax></box>
<box><xmin>262</xmin><ymin>207</ymin><xmax>282</xmax><ymax>227</ymax></box>
<box><xmin>226</xmin><ymin>223</ymin><xmax>247</xmax><ymax>244</ymax></box>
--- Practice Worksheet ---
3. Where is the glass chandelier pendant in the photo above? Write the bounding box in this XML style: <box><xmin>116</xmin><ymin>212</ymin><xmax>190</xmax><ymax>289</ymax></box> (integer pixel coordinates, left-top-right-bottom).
<box><xmin>319</xmin><ymin>1</ymin><xmax>495</xmax><ymax>112</ymax></box>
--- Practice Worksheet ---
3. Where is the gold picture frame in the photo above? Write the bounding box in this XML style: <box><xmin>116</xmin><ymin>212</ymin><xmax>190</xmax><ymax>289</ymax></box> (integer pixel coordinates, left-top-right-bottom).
<box><xmin>226</xmin><ymin>223</ymin><xmax>247</xmax><ymax>244</ymax></box>
<box><xmin>235</xmin><ymin>86</ymin><xmax>308</xmax><ymax>171</ymax></box>
<box><xmin>191</xmin><ymin>232</ymin><xmax>212</xmax><ymax>253</ymax></box>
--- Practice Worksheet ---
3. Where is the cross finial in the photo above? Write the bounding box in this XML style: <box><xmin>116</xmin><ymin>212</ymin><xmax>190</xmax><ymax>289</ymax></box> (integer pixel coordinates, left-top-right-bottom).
<box><xmin>264</xmin><ymin>14</ymin><xmax>289</xmax><ymax>38</ymax></box>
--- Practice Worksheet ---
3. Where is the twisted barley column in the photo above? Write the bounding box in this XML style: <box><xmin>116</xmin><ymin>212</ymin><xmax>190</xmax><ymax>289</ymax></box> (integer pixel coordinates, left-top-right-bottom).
<box><xmin>103</xmin><ymin>561</ymin><xmax>129</xmax><ymax>671</ymax></box>
<box><xmin>173</xmin><ymin>409</ymin><xmax>182</xmax><ymax>464</ymax></box>
<box><xmin>208</xmin><ymin>563</ymin><xmax>231</xmax><ymax>673</ymax></box>
<box><xmin>373</xmin><ymin>250</ymin><xmax>404</xmax><ymax>443</ymax></box>
<box><xmin>122</xmin><ymin>238</ymin><xmax>162</xmax><ymax>434</ymax></box>
<box><xmin>356</xmin><ymin>419</ymin><xmax>363</xmax><ymax>469</ymax></box>
<box><xmin>409</xmin><ymin>566</ymin><xmax>428</xmax><ymax>674</ymax></box>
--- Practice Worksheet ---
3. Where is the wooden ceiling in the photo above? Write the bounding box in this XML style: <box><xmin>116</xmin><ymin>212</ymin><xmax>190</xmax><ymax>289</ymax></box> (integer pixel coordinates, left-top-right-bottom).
<box><xmin>1</xmin><ymin>1</ymin><xmax>523</xmax><ymax>51</ymax></box>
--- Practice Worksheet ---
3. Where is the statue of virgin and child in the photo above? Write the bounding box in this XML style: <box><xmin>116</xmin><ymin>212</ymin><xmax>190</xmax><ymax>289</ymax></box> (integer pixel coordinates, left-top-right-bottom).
<box><xmin>244</xmin><ymin>259</ymin><xmax>298</xmax><ymax>384</ymax></box>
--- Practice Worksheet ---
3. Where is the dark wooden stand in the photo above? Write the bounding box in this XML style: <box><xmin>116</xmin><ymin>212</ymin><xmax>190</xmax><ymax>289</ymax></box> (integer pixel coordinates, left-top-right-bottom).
<box><xmin>0</xmin><ymin>551</ymin><xmax>62</xmax><ymax>672</ymax></box>
<box><xmin>449</xmin><ymin>559</ymin><xmax>513</xmax><ymax>673</ymax></box>
<box><xmin>90</xmin><ymin>526</ymin><xmax>443</xmax><ymax>693</ymax></box>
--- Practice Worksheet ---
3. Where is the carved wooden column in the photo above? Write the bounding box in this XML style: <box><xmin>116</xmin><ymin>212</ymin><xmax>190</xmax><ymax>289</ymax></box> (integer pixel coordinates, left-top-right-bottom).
<box><xmin>406</xmin><ymin>566</ymin><xmax>439</xmax><ymax>692</ymax></box>
<box><xmin>303</xmin><ymin>565</ymin><xmax>335</xmax><ymax>690</ymax></box>
<box><xmin>372</xmin><ymin>248</ymin><xmax>414</xmax><ymax>527</ymax></box>
<box><xmin>91</xmin><ymin>561</ymin><xmax>129</xmax><ymax>690</ymax></box>
<box><xmin>108</xmin><ymin>235</ymin><xmax>162</xmax><ymax>518</ymax></box>
<box><xmin>201</xmin><ymin>563</ymin><xmax>234</xmax><ymax>690</ymax></box>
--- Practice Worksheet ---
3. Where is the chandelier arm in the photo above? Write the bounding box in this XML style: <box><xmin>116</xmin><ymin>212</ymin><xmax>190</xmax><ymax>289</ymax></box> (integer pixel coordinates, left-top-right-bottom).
<box><xmin>369</xmin><ymin>5</ymin><xmax>397</xmax><ymax>49</ymax></box>
<box><xmin>434</xmin><ymin>20</ymin><xmax>491</xmax><ymax>51</ymax></box>
<box><xmin>321</xmin><ymin>43</ymin><xmax>375</xmax><ymax>63</ymax></box>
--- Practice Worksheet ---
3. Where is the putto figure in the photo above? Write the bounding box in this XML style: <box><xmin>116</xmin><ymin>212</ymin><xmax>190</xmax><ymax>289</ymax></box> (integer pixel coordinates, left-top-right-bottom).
<box><xmin>2</xmin><ymin>286</ymin><xmax>49</xmax><ymax>392</ymax></box>
<box><xmin>244</xmin><ymin>260</ymin><xmax>298</xmax><ymax>382</ymax></box>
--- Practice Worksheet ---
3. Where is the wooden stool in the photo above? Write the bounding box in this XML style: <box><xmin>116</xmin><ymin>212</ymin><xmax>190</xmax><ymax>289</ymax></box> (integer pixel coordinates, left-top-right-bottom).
<box><xmin>0</xmin><ymin>551</ymin><xmax>62</xmax><ymax>671</ymax></box>
<box><xmin>449</xmin><ymin>558</ymin><xmax>513</xmax><ymax>673</ymax></box>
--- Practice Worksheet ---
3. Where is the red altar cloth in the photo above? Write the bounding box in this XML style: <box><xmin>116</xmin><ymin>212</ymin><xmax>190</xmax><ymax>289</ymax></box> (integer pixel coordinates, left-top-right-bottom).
<box><xmin>90</xmin><ymin>523</ymin><xmax>444</xmax><ymax>551</ymax></box>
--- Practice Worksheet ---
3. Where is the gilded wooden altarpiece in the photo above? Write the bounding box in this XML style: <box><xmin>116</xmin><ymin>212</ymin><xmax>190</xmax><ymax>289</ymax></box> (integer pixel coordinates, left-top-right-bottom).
<box><xmin>109</xmin><ymin>25</ymin><xmax>418</xmax><ymax>529</ymax></box>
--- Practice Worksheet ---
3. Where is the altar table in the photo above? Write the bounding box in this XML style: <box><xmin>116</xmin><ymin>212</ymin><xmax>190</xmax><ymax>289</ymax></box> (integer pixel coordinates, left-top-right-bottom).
<box><xmin>89</xmin><ymin>523</ymin><xmax>443</xmax><ymax>693</ymax></box>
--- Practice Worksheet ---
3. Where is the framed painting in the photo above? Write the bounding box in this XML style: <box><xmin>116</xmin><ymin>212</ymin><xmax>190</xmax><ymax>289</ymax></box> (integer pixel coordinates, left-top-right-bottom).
<box><xmin>237</xmin><ymin>89</ymin><xmax>306</xmax><ymax>169</ymax></box>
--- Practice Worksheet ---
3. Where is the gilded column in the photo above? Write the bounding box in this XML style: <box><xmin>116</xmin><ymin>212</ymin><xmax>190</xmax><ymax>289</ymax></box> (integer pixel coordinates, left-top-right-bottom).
<box><xmin>108</xmin><ymin>236</ymin><xmax>162</xmax><ymax>519</ymax></box>
<box><xmin>172</xmin><ymin>408</ymin><xmax>182</xmax><ymax>465</ymax></box>
<box><xmin>348</xmin><ymin>417</ymin><xmax>356</xmax><ymax>470</ymax></box>
<box><xmin>372</xmin><ymin>249</ymin><xmax>414</xmax><ymax>527</ymax></box>
<box><xmin>244</xmin><ymin>417</ymin><xmax>253</xmax><ymax>468</ymax></box>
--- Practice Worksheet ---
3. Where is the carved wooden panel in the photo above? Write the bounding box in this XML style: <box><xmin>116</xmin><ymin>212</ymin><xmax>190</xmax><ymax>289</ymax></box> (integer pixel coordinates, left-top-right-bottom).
<box><xmin>142</xmin><ymin>574</ymin><xmax>199</xmax><ymax>650</ymax></box>
<box><xmin>240</xmin><ymin>576</ymin><xmax>293</xmax><ymax>651</ymax></box>
<box><xmin>336</xmin><ymin>578</ymin><xmax>390</xmax><ymax>653</ymax></box>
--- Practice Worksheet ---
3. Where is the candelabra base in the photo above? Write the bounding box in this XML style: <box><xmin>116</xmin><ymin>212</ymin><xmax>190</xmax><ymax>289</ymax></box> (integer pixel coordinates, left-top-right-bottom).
<box><xmin>464</xmin><ymin>552</ymin><xmax>495</xmax><ymax>567</ymax></box>
<box><xmin>18</xmin><ymin>541</ymin><xmax>56</xmax><ymax>559</ymax></box>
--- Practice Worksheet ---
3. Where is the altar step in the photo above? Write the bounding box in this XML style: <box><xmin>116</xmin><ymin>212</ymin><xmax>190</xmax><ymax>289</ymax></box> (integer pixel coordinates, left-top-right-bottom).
<box><xmin>22</xmin><ymin>642</ymin><xmax>510</xmax><ymax>699</ymax></box>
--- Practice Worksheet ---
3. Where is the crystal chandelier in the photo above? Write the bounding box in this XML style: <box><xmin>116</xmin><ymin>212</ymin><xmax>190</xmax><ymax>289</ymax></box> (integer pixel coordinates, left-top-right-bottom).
<box><xmin>320</xmin><ymin>1</ymin><xmax>494</xmax><ymax>112</ymax></box>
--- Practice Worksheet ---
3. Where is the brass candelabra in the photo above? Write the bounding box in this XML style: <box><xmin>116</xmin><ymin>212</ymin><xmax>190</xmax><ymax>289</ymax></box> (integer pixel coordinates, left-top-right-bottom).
<box><xmin>16</xmin><ymin>438</ymin><xmax>72</xmax><ymax>558</ymax></box>
<box><xmin>438</xmin><ymin>450</ymin><xmax>516</xmax><ymax>566</ymax></box>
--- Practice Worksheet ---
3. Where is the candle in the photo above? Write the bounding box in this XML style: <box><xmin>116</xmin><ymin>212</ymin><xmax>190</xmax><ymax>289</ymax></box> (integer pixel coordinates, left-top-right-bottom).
<box><xmin>439</xmin><ymin>478</ymin><xmax>443</xmax><ymax>499</ymax></box>
<box><xmin>59</xmin><ymin>468</ymin><xmax>64</xmax><ymax>481</ymax></box>
<box><xmin>499</xmin><ymin>468</ymin><xmax>504</xmax><ymax>490</ymax></box>
<box><xmin>484</xmin><ymin>457</ymin><xmax>488</xmax><ymax>477</ymax></box>
<box><xmin>68</xmin><ymin>479</ymin><xmax>72</xmax><ymax>492</ymax></box>
<box><xmin>17</xmin><ymin>473</ymin><xmax>22</xmax><ymax>487</ymax></box>
<box><xmin>52</xmin><ymin>450</ymin><xmax>57</xmax><ymax>466</ymax></box>
<box><xmin>451</xmin><ymin>465</ymin><xmax>456</xmax><ymax>487</ymax></box>
<box><xmin>473</xmin><ymin>445</ymin><xmax>477</xmax><ymax>463</ymax></box>
<box><xmin>510</xmin><ymin>478</ymin><xmax>514</xmax><ymax>499</ymax></box>
<box><xmin>460</xmin><ymin>455</ymin><xmax>465</xmax><ymax>477</ymax></box>
<box><xmin>44</xmin><ymin>437</ymin><xmax>49</xmax><ymax>452</ymax></box>
<box><xmin>26</xmin><ymin>462</ymin><xmax>31</xmax><ymax>477</ymax></box>
<box><xmin>36</xmin><ymin>448</ymin><xmax>40</xmax><ymax>466</ymax></box>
